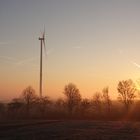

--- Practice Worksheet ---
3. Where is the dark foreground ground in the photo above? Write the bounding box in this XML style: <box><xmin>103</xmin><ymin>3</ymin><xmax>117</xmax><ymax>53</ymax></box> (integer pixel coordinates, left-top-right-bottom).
<box><xmin>0</xmin><ymin>120</ymin><xmax>140</xmax><ymax>140</ymax></box>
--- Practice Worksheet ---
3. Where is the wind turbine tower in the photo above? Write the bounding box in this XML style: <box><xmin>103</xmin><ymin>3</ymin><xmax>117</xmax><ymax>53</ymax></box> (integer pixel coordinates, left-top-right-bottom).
<box><xmin>39</xmin><ymin>31</ymin><xmax>46</xmax><ymax>97</ymax></box>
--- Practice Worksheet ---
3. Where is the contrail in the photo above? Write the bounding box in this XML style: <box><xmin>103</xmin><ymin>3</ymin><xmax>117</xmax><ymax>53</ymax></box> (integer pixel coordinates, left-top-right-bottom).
<box><xmin>0</xmin><ymin>56</ymin><xmax>38</xmax><ymax>67</ymax></box>
<box><xmin>131</xmin><ymin>61</ymin><xmax>140</xmax><ymax>69</ymax></box>
<box><xmin>117</xmin><ymin>49</ymin><xmax>140</xmax><ymax>69</ymax></box>
<box><xmin>15</xmin><ymin>57</ymin><xmax>38</xmax><ymax>65</ymax></box>
<box><xmin>0</xmin><ymin>56</ymin><xmax>17</xmax><ymax>62</ymax></box>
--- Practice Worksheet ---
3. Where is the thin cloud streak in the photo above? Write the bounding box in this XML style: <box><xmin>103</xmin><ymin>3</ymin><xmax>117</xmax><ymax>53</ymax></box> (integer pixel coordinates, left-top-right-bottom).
<box><xmin>0</xmin><ymin>56</ymin><xmax>17</xmax><ymax>62</ymax></box>
<box><xmin>0</xmin><ymin>56</ymin><xmax>38</xmax><ymax>68</ymax></box>
<box><xmin>117</xmin><ymin>49</ymin><xmax>140</xmax><ymax>69</ymax></box>
<box><xmin>15</xmin><ymin>57</ymin><xmax>38</xmax><ymax>65</ymax></box>
<box><xmin>131</xmin><ymin>61</ymin><xmax>140</xmax><ymax>69</ymax></box>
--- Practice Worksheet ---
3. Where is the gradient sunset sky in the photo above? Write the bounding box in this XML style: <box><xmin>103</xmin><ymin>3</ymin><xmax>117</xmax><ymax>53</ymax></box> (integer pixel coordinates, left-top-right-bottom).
<box><xmin>1</xmin><ymin>0</ymin><xmax>140</xmax><ymax>100</ymax></box>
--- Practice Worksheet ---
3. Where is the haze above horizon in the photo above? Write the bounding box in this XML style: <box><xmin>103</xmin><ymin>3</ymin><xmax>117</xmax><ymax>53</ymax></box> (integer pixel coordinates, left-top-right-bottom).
<box><xmin>1</xmin><ymin>0</ymin><xmax>140</xmax><ymax>100</ymax></box>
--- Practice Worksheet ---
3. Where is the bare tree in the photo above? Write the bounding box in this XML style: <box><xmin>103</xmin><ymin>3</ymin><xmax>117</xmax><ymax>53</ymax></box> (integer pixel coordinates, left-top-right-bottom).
<box><xmin>55</xmin><ymin>98</ymin><xmax>66</xmax><ymax>118</ymax></box>
<box><xmin>0</xmin><ymin>103</ymin><xmax>5</xmax><ymax>119</ymax></box>
<box><xmin>117</xmin><ymin>79</ymin><xmax>136</xmax><ymax>111</ymax></box>
<box><xmin>55</xmin><ymin>98</ymin><xmax>66</xmax><ymax>111</ymax></box>
<box><xmin>22</xmin><ymin>86</ymin><xmax>36</xmax><ymax>117</ymax></box>
<box><xmin>63</xmin><ymin>83</ymin><xmax>81</xmax><ymax>114</ymax></box>
<box><xmin>7</xmin><ymin>98</ymin><xmax>24</xmax><ymax>119</ymax></box>
<box><xmin>35</xmin><ymin>96</ymin><xmax>52</xmax><ymax>117</ymax></box>
<box><xmin>8</xmin><ymin>98</ymin><xmax>24</xmax><ymax>110</ymax></box>
<box><xmin>92</xmin><ymin>92</ymin><xmax>102</xmax><ymax>115</ymax></box>
<box><xmin>56</xmin><ymin>98</ymin><xmax>65</xmax><ymax>107</ymax></box>
<box><xmin>80</xmin><ymin>98</ymin><xmax>91</xmax><ymax>116</ymax></box>
<box><xmin>102</xmin><ymin>87</ymin><xmax>112</xmax><ymax>114</ymax></box>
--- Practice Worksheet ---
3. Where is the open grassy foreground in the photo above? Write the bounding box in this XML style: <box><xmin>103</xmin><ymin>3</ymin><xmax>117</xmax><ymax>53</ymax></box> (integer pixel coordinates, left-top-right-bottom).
<box><xmin>0</xmin><ymin>120</ymin><xmax>140</xmax><ymax>140</ymax></box>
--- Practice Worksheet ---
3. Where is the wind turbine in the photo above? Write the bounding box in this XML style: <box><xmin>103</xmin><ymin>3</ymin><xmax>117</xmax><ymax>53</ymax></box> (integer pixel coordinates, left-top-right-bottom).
<box><xmin>38</xmin><ymin>30</ymin><xmax>46</xmax><ymax>97</ymax></box>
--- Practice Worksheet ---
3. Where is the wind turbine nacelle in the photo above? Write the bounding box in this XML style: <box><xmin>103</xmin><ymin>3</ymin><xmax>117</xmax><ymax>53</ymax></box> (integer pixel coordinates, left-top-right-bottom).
<box><xmin>39</xmin><ymin>37</ymin><xmax>44</xmax><ymax>40</ymax></box>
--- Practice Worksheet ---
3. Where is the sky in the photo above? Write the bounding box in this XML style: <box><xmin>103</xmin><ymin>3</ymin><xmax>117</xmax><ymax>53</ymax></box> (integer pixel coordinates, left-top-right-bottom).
<box><xmin>1</xmin><ymin>0</ymin><xmax>140</xmax><ymax>101</ymax></box>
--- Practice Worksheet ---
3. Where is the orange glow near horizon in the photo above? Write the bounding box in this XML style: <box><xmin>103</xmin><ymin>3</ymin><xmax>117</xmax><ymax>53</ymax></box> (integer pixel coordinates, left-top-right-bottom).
<box><xmin>1</xmin><ymin>1</ymin><xmax>140</xmax><ymax>101</ymax></box>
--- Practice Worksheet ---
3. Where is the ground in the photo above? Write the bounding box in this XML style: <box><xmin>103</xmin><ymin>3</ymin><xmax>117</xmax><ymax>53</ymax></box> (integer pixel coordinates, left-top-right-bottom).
<box><xmin>0</xmin><ymin>120</ymin><xmax>140</xmax><ymax>140</ymax></box>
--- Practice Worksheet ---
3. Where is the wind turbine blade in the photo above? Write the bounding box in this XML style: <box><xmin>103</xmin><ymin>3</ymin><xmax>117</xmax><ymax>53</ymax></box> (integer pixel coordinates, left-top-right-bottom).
<box><xmin>42</xmin><ymin>27</ymin><xmax>45</xmax><ymax>39</ymax></box>
<box><xmin>43</xmin><ymin>35</ymin><xmax>47</xmax><ymax>58</ymax></box>
<box><xmin>43</xmin><ymin>40</ymin><xmax>46</xmax><ymax>54</ymax></box>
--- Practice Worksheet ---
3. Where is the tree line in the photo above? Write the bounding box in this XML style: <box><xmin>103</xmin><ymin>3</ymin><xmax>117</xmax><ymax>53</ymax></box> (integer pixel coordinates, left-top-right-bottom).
<box><xmin>0</xmin><ymin>79</ymin><xmax>140</xmax><ymax>121</ymax></box>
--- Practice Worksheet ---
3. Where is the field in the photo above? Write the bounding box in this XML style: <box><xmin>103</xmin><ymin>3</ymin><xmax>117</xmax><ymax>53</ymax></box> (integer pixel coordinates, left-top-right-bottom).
<box><xmin>0</xmin><ymin>120</ymin><xmax>140</xmax><ymax>140</ymax></box>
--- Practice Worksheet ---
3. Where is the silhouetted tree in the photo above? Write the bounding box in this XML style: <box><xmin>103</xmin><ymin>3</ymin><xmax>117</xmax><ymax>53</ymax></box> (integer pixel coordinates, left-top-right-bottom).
<box><xmin>55</xmin><ymin>98</ymin><xmax>66</xmax><ymax>111</ymax></box>
<box><xmin>22</xmin><ymin>86</ymin><xmax>36</xmax><ymax>117</ymax></box>
<box><xmin>8</xmin><ymin>98</ymin><xmax>24</xmax><ymax>110</ymax></box>
<box><xmin>92</xmin><ymin>92</ymin><xmax>102</xmax><ymax>115</ymax></box>
<box><xmin>7</xmin><ymin>98</ymin><xmax>24</xmax><ymax>119</ymax></box>
<box><xmin>35</xmin><ymin>96</ymin><xmax>52</xmax><ymax>118</ymax></box>
<box><xmin>80</xmin><ymin>98</ymin><xmax>91</xmax><ymax>117</ymax></box>
<box><xmin>102</xmin><ymin>87</ymin><xmax>112</xmax><ymax>114</ymax></box>
<box><xmin>56</xmin><ymin>98</ymin><xmax>65</xmax><ymax>108</ymax></box>
<box><xmin>63</xmin><ymin>83</ymin><xmax>81</xmax><ymax>115</ymax></box>
<box><xmin>55</xmin><ymin>98</ymin><xmax>66</xmax><ymax>118</ymax></box>
<box><xmin>0</xmin><ymin>103</ymin><xmax>5</xmax><ymax>119</ymax></box>
<box><xmin>117</xmin><ymin>79</ymin><xmax>136</xmax><ymax>111</ymax></box>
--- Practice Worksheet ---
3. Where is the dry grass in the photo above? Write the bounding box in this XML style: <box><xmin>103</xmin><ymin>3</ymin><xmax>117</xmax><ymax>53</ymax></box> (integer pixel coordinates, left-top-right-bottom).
<box><xmin>0</xmin><ymin>120</ymin><xmax>140</xmax><ymax>140</ymax></box>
